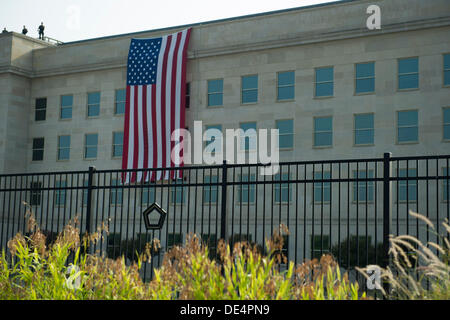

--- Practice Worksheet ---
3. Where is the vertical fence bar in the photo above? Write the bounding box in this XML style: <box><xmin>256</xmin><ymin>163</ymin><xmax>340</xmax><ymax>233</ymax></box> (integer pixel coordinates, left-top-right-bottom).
<box><xmin>382</xmin><ymin>152</ymin><xmax>392</xmax><ymax>295</ymax></box>
<box><xmin>85</xmin><ymin>166</ymin><xmax>96</xmax><ymax>252</ymax></box>
<box><xmin>220</xmin><ymin>160</ymin><xmax>228</xmax><ymax>242</ymax></box>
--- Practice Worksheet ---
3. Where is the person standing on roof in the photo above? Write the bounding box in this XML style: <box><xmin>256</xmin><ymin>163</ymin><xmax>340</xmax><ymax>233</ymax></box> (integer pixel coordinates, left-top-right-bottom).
<box><xmin>38</xmin><ymin>22</ymin><xmax>44</xmax><ymax>39</ymax></box>
<box><xmin>22</xmin><ymin>26</ymin><xmax>28</xmax><ymax>35</ymax></box>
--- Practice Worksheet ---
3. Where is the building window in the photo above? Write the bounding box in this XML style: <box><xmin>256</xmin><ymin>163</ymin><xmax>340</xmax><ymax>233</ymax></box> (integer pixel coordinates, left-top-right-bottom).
<box><xmin>241</xmin><ymin>75</ymin><xmax>258</xmax><ymax>104</ymax></box>
<box><xmin>57</xmin><ymin>135</ymin><xmax>70</xmax><ymax>160</ymax></box>
<box><xmin>60</xmin><ymin>95</ymin><xmax>73</xmax><ymax>119</ymax></box>
<box><xmin>354</xmin><ymin>113</ymin><xmax>374</xmax><ymax>145</ymax></box>
<box><xmin>444</xmin><ymin>107</ymin><xmax>450</xmax><ymax>141</ymax></box>
<box><xmin>311</xmin><ymin>235</ymin><xmax>330</xmax><ymax>260</ymax></box>
<box><xmin>314</xmin><ymin>117</ymin><xmax>333</xmax><ymax>147</ymax></box>
<box><xmin>398</xmin><ymin>168</ymin><xmax>417</xmax><ymax>202</ymax></box>
<box><xmin>398</xmin><ymin>57</ymin><xmax>419</xmax><ymax>90</ymax></box>
<box><xmin>207</xmin><ymin>79</ymin><xmax>223</xmax><ymax>107</ymax></box>
<box><xmin>355</xmin><ymin>62</ymin><xmax>375</xmax><ymax>94</ymax></box>
<box><xmin>32</xmin><ymin>138</ymin><xmax>44</xmax><ymax>161</ymax></box>
<box><xmin>115</xmin><ymin>89</ymin><xmax>126</xmax><ymax>115</ymax></box>
<box><xmin>87</xmin><ymin>92</ymin><xmax>100</xmax><ymax>117</ymax></box>
<box><xmin>237</xmin><ymin>174</ymin><xmax>256</xmax><ymax>204</ymax></box>
<box><xmin>239</xmin><ymin>122</ymin><xmax>257</xmax><ymax>152</ymax></box>
<box><xmin>276</xmin><ymin>119</ymin><xmax>294</xmax><ymax>149</ymax></box>
<box><xmin>274</xmin><ymin>173</ymin><xmax>291</xmax><ymax>203</ymax></box>
<box><xmin>203</xmin><ymin>175</ymin><xmax>218</xmax><ymax>204</ymax></box>
<box><xmin>84</xmin><ymin>134</ymin><xmax>98</xmax><ymax>159</ymax></box>
<box><xmin>444</xmin><ymin>54</ymin><xmax>450</xmax><ymax>87</ymax></box>
<box><xmin>277</xmin><ymin>71</ymin><xmax>295</xmax><ymax>101</ymax></box>
<box><xmin>353</xmin><ymin>170</ymin><xmax>375</xmax><ymax>202</ymax></box>
<box><xmin>186</xmin><ymin>83</ymin><xmax>191</xmax><ymax>108</ymax></box>
<box><xmin>204</xmin><ymin>125</ymin><xmax>222</xmax><ymax>154</ymax></box>
<box><xmin>313</xmin><ymin>171</ymin><xmax>331</xmax><ymax>203</ymax></box>
<box><xmin>110</xmin><ymin>178</ymin><xmax>123</xmax><ymax>205</ymax></box>
<box><xmin>30</xmin><ymin>182</ymin><xmax>42</xmax><ymax>206</ymax></box>
<box><xmin>171</xmin><ymin>179</ymin><xmax>185</xmax><ymax>204</ymax></box>
<box><xmin>397</xmin><ymin>110</ymin><xmax>418</xmax><ymax>143</ymax></box>
<box><xmin>55</xmin><ymin>180</ymin><xmax>67</xmax><ymax>206</ymax></box>
<box><xmin>35</xmin><ymin>98</ymin><xmax>47</xmax><ymax>121</ymax></box>
<box><xmin>315</xmin><ymin>67</ymin><xmax>334</xmax><ymax>97</ymax></box>
<box><xmin>141</xmin><ymin>183</ymin><xmax>156</xmax><ymax>206</ymax></box>
<box><xmin>112</xmin><ymin>132</ymin><xmax>123</xmax><ymax>158</ymax></box>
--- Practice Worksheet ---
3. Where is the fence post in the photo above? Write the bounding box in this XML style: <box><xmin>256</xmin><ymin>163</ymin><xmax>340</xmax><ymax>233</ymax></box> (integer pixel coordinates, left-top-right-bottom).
<box><xmin>220</xmin><ymin>160</ymin><xmax>228</xmax><ymax>242</ymax></box>
<box><xmin>85</xmin><ymin>166</ymin><xmax>96</xmax><ymax>251</ymax></box>
<box><xmin>382</xmin><ymin>152</ymin><xmax>392</xmax><ymax>295</ymax></box>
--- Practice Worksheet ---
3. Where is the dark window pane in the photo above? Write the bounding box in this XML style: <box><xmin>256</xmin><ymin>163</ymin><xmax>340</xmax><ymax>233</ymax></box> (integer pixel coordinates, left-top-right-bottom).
<box><xmin>444</xmin><ymin>125</ymin><xmax>450</xmax><ymax>140</ymax></box>
<box><xmin>314</xmin><ymin>132</ymin><xmax>332</xmax><ymax>146</ymax></box>
<box><xmin>36</xmin><ymin>98</ymin><xmax>47</xmax><ymax>108</ymax></box>
<box><xmin>398</xmin><ymin>127</ymin><xmax>418</xmax><ymax>142</ymax></box>
<box><xmin>88</xmin><ymin>92</ymin><xmax>100</xmax><ymax>104</ymax></box>
<box><xmin>278</xmin><ymin>71</ymin><xmax>294</xmax><ymax>86</ymax></box>
<box><xmin>88</xmin><ymin>105</ymin><xmax>100</xmax><ymax>117</ymax></box>
<box><xmin>444</xmin><ymin>54</ymin><xmax>450</xmax><ymax>69</ymax></box>
<box><xmin>355</xmin><ymin>130</ymin><xmax>374</xmax><ymax>145</ymax></box>
<box><xmin>208</xmin><ymin>93</ymin><xmax>223</xmax><ymax>106</ymax></box>
<box><xmin>399</xmin><ymin>74</ymin><xmax>419</xmax><ymax>90</ymax></box>
<box><xmin>85</xmin><ymin>134</ymin><xmax>98</xmax><ymax>146</ymax></box>
<box><xmin>398</xmin><ymin>111</ymin><xmax>418</xmax><ymax>126</ymax></box>
<box><xmin>315</xmin><ymin>68</ymin><xmax>333</xmax><ymax>82</ymax></box>
<box><xmin>277</xmin><ymin>86</ymin><xmax>294</xmax><ymax>100</ymax></box>
<box><xmin>61</xmin><ymin>95</ymin><xmax>73</xmax><ymax>107</ymax></box>
<box><xmin>398</xmin><ymin>58</ymin><xmax>418</xmax><ymax>74</ymax></box>
<box><xmin>242</xmin><ymin>89</ymin><xmax>257</xmax><ymax>103</ymax></box>
<box><xmin>208</xmin><ymin>79</ymin><xmax>223</xmax><ymax>93</ymax></box>
<box><xmin>356</xmin><ymin>78</ymin><xmax>375</xmax><ymax>93</ymax></box>
<box><xmin>115</xmin><ymin>102</ymin><xmax>125</xmax><ymax>115</ymax></box>
<box><xmin>355</xmin><ymin>114</ymin><xmax>374</xmax><ymax>129</ymax></box>
<box><xmin>59</xmin><ymin>135</ymin><xmax>70</xmax><ymax>148</ymax></box>
<box><xmin>35</xmin><ymin>109</ymin><xmax>46</xmax><ymax>121</ymax></box>
<box><xmin>32</xmin><ymin>150</ymin><xmax>44</xmax><ymax>161</ymax></box>
<box><xmin>58</xmin><ymin>148</ymin><xmax>70</xmax><ymax>160</ymax></box>
<box><xmin>356</xmin><ymin>62</ymin><xmax>374</xmax><ymax>78</ymax></box>
<box><xmin>60</xmin><ymin>107</ymin><xmax>72</xmax><ymax>119</ymax></box>
<box><xmin>315</xmin><ymin>82</ymin><xmax>333</xmax><ymax>97</ymax></box>
<box><xmin>33</xmin><ymin>138</ymin><xmax>44</xmax><ymax>149</ymax></box>
<box><xmin>242</xmin><ymin>75</ymin><xmax>258</xmax><ymax>89</ymax></box>
<box><xmin>445</xmin><ymin>70</ymin><xmax>450</xmax><ymax>86</ymax></box>
<box><xmin>315</xmin><ymin>117</ymin><xmax>332</xmax><ymax>131</ymax></box>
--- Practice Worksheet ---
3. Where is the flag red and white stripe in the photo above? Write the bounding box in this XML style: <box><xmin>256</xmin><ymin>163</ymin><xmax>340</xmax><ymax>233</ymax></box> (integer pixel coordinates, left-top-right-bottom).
<box><xmin>121</xmin><ymin>28</ymin><xmax>191</xmax><ymax>184</ymax></box>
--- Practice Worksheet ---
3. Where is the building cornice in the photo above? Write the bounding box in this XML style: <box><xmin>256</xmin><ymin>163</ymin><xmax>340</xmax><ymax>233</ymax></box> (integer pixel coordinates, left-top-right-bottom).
<box><xmin>1</xmin><ymin>15</ymin><xmax>449</xmax><ymax>79</ymax></box>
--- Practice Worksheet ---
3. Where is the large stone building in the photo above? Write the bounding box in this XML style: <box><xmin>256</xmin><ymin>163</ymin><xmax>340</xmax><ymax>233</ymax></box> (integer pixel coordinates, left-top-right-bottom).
<box><xmin>1</xmin><ymin>0</ymin><xmax>449</xmax><ymax>276</ymax></box>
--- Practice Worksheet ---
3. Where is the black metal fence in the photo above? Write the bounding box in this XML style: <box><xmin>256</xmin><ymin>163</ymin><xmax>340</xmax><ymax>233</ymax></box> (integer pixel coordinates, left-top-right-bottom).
<box><xmin>1</xmin><ymin>153</ymin><xmax>449</xmax><ymax>284</ymax></box>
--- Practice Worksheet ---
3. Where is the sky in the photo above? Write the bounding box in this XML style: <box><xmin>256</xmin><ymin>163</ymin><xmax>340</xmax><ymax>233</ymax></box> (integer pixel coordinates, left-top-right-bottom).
<box><xmin>1</xmin><ymin>0</ymin><xmax>338</xmax><ymax>43</ymax></box>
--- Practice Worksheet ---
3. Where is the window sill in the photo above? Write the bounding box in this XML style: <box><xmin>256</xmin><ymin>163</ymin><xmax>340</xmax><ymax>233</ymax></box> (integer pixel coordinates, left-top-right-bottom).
<box><xmin>206</xmin><ymin>105</ymin><xmax>224</xmax><ymax>109</ymax></box>
<box><xmin>276</xmin><ymin>99</ymin><xmax>295</xmax><ymax>103</ymax></box>
<box><xmin>354</xmin><ymin>91</ymin><xmax>375</xmax><ymax>96</ymax></box>
<box><xmin>397</xmin><ymin>88</ymin><xmax>419</xmax><ymax>92</ymax></box>
<box><xmin>313</xmin><ymin>145</ymin><xmax>333</xmax><ymax>149</ymax></box>
<box><xmin>313</xmin><ymin>96</ymin><xmax>334</xmax><ymax>100</ymax></box>
<box><xmin>396</xmin><ymin>141</ymin><xmax>419</xmax><ymax>145</ymax></box>
<box><xmin>353</xmin><ymin>143</ymin><xmax>375</xmax><ymax>147</ymax></box>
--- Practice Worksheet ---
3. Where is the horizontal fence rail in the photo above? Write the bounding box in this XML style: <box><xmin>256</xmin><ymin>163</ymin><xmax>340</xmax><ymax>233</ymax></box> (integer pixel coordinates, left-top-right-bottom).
<box><xmin>0</xmin><ymin>154</ymin><xmax>449</xmax><ymax>287</ymax></box>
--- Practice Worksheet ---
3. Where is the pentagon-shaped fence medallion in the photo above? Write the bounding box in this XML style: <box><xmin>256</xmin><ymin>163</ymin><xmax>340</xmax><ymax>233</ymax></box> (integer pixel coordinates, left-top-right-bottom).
<box><xmin>143</xmin><ymin>202</ymin><xmax>166</xmax><ymax>230</ymax></box>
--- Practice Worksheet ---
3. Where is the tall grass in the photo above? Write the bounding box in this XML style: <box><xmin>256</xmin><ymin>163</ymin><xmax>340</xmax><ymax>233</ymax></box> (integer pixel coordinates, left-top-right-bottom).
<box><xmin>357</xmin><ymin>211</ymin><xmax>450</xmax><ymax>300</ymax></box>
<box><xmin>0</xmin><ymin>204</ymin><xmax>366</xmax><ymax>300</ymax></box>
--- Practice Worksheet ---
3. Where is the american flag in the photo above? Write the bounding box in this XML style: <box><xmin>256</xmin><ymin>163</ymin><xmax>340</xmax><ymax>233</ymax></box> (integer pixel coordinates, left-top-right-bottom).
<box><xmin>122</xmin><ymin>28</ymin><xmax>191</xmax><ymax>184</ymax></box>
